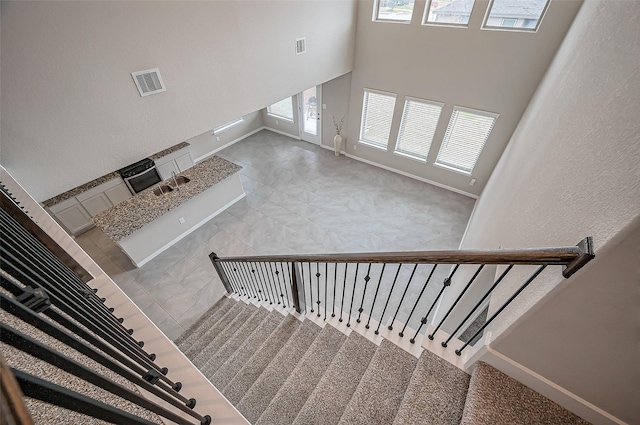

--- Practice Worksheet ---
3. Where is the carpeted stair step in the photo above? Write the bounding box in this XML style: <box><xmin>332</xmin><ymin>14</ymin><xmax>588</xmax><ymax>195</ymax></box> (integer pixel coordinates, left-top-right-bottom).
<box><xmin>460</xmin><ymin>362</ymin><xmax>591</xmax><ymax>424</ymax></box>
<box><xmin>175</xmin><ymin>296</ymin><xmax>233</xmax><ymax>350</ymax></box>
<box><xmin>182</xmin><ymin>298</ymin><xmax>247</xmax><ymax>360</ymax></box>
<box><xmin>236</xmin><ymin>319</ymin><xmax>322</xmax><ymax>423</ymax></box>
<box><xmin>255</xmin><ymin>324</ymin><xmax>347</xmax><ymax>425</ymax></box>
<box><xmin>392</xmin><ymin>349</ymin><xmax>470</xmax><ymax>425</ymax></box>
<box><xmin>198</xmin><ymin>306</ymin><xmax>269</xmax><ymax>376</ymax></box>
<box><xmin>337</xmin><ymin>340</ymin><xmax>418</xmax><ymax>425</ymax></box>
<box><xmin>191</xmin><ymin>303</ymin><xmax>260</xmax><ymax>368</ymax></box>
<box><xmin>206</xmin><ymin>311</ymin><xmax>284</xmax><ymax>389</ymax></box>
<box><xmin>293</xmin><ymin>331</ymin><xmax>377</xmax><ymax>425</ymax></box>
<box><xmin>223</xmin><ymin>315</ymin><xmax>302</xmax><ymax>405</ymax></box>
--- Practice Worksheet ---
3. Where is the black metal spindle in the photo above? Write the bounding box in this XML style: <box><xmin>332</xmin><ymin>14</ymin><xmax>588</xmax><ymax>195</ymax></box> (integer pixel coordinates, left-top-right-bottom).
<box><xmin>399</xmin><ymin>264</ymin><xmax>438</xmax><ymax>337</ymax></box>
<box><xmin>429</xmin><ymin>264</ymin><xmax>484</xmax><ymax>340</ymax></box>
<box><xmin>280</xmin><ymin>262</ymin><xmax>291</xmax><ymax>307</ymax></box>
<box><xmin>346</xmin><ymin>263</ymin><xmax>359</xmax><ymax>327</ymax></box>
<box><xmin>331</xmin><ymin>262</ymin><xmax>337</xmax><ymax>318</ymax></box>
<box><xmin>455</xmin><ymin>265</ymin><xmax>547</xmax><ymax>355</ymax></box>
<box><xmin>339</xmin><ymin>263</ymin><xmax>348</xmax><ymax>323</ymax></box>
<box><xmin>356</xmin><ymin>263</ymin><xmax>372</xmax><ymax>324</ymax></box>
<box><xmin>242</xmin><ymin>262</ymin><xmax>261</xmax><ymax>300</ymax></box>
<box><xmin>258</xmin><ymin>262</ymin><xmax>274</xmax><ymax>304</ymax></box>
<box><xmin>366</xmin><ymin>263</ymin><xmax>386</xmax><ymax>330</ymax></box>
<box><xmin>220</xmin><ymin>262</ymin><xmax>239</xmax><ymax>295</ymax></box>
<box><xmin>375</xmin><ymin>264</ymin><xmax>402</xmax><ymax>335</ymax></box>
<box><xmin>285</xmin><ymin>262</ymin><xmax>294</xmax><ymax>307</ymax></box>
<box><xmin>264</xmin><ymin>262</ymin><xmax>280</xmax><ymax>305</ymax></box>
<box><xmin>238</xmin><ymin>262</ymin><xmax>257</xmax><ymax>299</ymax></box>
<box><xmin>315</xmin><ymin>263</ymin><xmax>321</xmax><ymax>317</ymax></box>
<box><xmin>249</xmin><ymin>262</ymin><xmax>267</xmax><ymax>302</ymax></box>
<box><xmin>389</xmin><ymin>264</ymin><xmax>418</xmax><ymax>331</ymax></box>
<box><xmin>268</xmin><ymin>262</ymin><xmax>283</xmax><ymax>306</ymax></box>
<box><xmin>443</xmin><ymin>265</ymin><xmax>514</xmax><ymax>348</ymax></box>
<box><xmin>324</xmin><ymin>263</ymin><xmax>328</xmax><ymax>321</ymax></box>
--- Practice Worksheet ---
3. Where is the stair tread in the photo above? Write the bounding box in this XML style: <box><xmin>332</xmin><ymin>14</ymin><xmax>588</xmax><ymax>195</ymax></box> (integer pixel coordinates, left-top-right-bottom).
<box><xmin>237</xmin><ymin>319</ymin><xmax>322</xmax><ymax>423</ymax></box>
<box><xmin>207</xmin><ymin>311</ymin><xmax>284</xmax><ymax>388</ymax></box>
<box><xmin>337</xmin><ymin>339</ymin><xmax>418</xmax><ymax>425</ymax></box>
<box><xmin>392</xmin><ymin>349</ymin><xmax>470</xmax><ymax>425</ymax></box>
<box><xmin>293</xmin><ymin>331</ymin><xmax>377</xmax><ymax>425</ymax></box>
<box><xmin>176</xmin><ymin>296</ymin><xmax>233</xmax><ymax>349</ymax></box>
<box><xmin>223</xmin><ymin>315</ymin><xmax>302</xmax><ymax>405</ymax></box>
<box><xmin>460</xmin><ymin>362</ymin><xmax>591</xmax><ymax>425</ymax></box>
<box><xmin>256</xmin><ymin>324</ymin><xmax>347</xmax><ymax>425</ymax></box>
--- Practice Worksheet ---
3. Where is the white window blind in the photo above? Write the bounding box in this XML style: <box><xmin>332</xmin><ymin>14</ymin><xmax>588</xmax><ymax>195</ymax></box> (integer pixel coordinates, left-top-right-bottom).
<box><xmin>436</xmin><ymin>107</ymin><xmax>498</xmax><ymax>174</ymax></box>
<box><xmin>267</xmin><ymin>97</ymin><xmax>294</xmax><ymax>121</ymax></box>
<box><xmin>395</xmin><ymin>98</ymin><xmax>443</xmax><ymax>160</ymax></box>
<box><xmin>359</xmin><ymin>89</ymin><xmax>397</xmax><ymax>149</ymax></box>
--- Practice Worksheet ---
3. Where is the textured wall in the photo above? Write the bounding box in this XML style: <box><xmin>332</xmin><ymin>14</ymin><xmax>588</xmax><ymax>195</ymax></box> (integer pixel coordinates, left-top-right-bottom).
<box><xmin>1</xmin><ymin>1</ymin><xmax>356</xmax><ymax>201</ymax></box>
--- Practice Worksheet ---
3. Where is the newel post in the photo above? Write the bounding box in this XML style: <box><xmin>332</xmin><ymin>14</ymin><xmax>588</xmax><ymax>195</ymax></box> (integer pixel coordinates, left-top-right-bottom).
<box><xmin>209</xmin><ymin>253</ymin><xmax>233</xmax><ymax>294</ymax></box>
<box><xmin>290</xmin><ymin>262</ymin><xmax>306</xmax><ymax>314</ymax></box>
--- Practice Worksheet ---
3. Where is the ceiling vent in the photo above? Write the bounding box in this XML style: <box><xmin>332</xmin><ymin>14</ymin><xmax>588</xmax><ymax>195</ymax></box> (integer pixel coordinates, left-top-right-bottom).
<box><xmin>295</xmin><ymin>37</ymin><xmax>306</xmax><ymax>55</ymax></box>
<box><xmin>131</xmin><ymin>68</ymin><xmax>166</xmax><ymax>97</ymax></box>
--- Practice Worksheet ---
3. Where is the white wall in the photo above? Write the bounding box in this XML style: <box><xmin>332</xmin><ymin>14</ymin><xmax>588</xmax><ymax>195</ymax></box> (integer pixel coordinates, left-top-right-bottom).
<box><xmin>345</xmin><ymin>0</ymin><xmax>583</xmax><ymax>196</ymax></box>
<box><xmin>321</xmin><ymin>73</ymin><xmax>352</xmax><ymax>150</ymax></box>
<box><xmin>0</xmin><ymin>0</ymin><xmax>357</xmax><ymax>201</ymax></box>
<box><xmin>441</xmin><ymin>1</ymin><xmax>640</xmax><ymax>422</ymax></box>
<box><xmin>262</xmin><ymin>95</ymin><xmax>301</xmax><ymax>138</ymax></box>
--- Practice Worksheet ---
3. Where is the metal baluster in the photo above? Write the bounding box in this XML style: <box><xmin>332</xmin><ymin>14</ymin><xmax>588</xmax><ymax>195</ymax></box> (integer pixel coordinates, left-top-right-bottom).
<box><xmin>239</xmin><ymin>262</ymin><xmax>257</xmax><ymax>299</ymax></box>
<box><xmin>324</xmin><ymin>263</ymin><xmax>328</xmax><ymax>321</ymax></box>
<box><xmin>346</xmin><ymin>263</ymin><xmax>359</xmax><ymax>327</ymax></box>
<box><xmin>331</xmin><ymin>262</ymin><xmax>338</xmax><ymax>318</ymax></box>
<box><xmin>280</xmin><ymin>262</ymin><xmax>291</xmax><ymax>307</ymax></box>
<box><xmin>356</xmin><ymin>263</ymin><xmax>372</xmax><ymax>324</ymax></box>
<box><xmin>258</xmin><ymin>262</ymin><xmax>274</xmax><ymax>305</ymax></box>
<box><xmin>365</xmin><ymin>263</ymin><xmax>386</xmax><ymax>330</ymax></box>
<box><xmin>375</xmin><ymin>264</ymin><xmax>402</xmax><ymax>335</ymax></box>
<box><xmin>268</xmin><ymin>263</ymin><xmax>283</xmax><ymax>305</ymax></box>
<box><xmin>399</xmin><ymin>264</ymin><xmax>437</xmax><ymax>337</ymax></box>
<box><xmin>220</xmin><ymin>262</ymin><xmax>239</xmax><ymax>295</ymax></box>
<box><xmin>315</xmin><ymin>263</ymin><xmax>321</xmax><ymax>317</ymax></box>
<box><xmin>265</xmin><ymin>262</ymin><xmax>281</xmax><ymax>305</ymax></box>
<box><xmin>246</xmin><ymin>262</ymin><xmax>264</xmax><ymax>301</ymax></box>
<box><xmin>388</xmin><ymin>264</ymin><xmax>419</xmax><ymax>331</ymax></box>
<box><xmin>285</xmin><ymin>262</ymin><xmax>294</xmax><ymax>307</ymax></box>
<box><xmin>339</xmin><ymin>263</ymin><xmax>348</xmax><ymax>323</ymax></box>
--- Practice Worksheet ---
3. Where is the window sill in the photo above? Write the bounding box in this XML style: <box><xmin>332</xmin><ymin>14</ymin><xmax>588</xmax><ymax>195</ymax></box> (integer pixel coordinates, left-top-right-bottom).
<box><xmin>393</xmin><ymin>150</ymin><xmax>427</xmax><ymax>163</ymax></box>
<box><xmin>267</xmin><ymin>113</ymin><xmax>294</xmax><ymax>123</ymax></box>
<box><xmin>422</xmin><ymin>22</ymin><xmax>468</xmax><ymax>29</ymax></box>
<box><xmin>433</xmin><ymin>162</ymin><xmax>472</xmax><ymax>176</ymax></box>
<box><xmin>373</xmin><ymin>19</ymin><xmax>412</xmax><ymax>24</ymax></box>
<box><xmin>358</xmin><ymin>140</ymin><xmax>388</xmax><ymax>152</ymax></box>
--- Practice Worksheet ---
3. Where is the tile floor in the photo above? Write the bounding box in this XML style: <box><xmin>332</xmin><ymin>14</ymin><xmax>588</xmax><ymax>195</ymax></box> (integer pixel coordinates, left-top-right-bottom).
<box><xmin>75</xmin><ymin>130</ymin><xmax>475</xmax><ymax>340</ymax></box>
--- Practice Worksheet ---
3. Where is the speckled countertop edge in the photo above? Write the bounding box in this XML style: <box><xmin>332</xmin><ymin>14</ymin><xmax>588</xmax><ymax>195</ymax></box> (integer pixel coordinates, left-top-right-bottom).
<box><xmin>148</xmin><ymin>142</ymin><xmax>190</xmax><ymax>161</ymax></box>
<box><xmin>42</xmin><ymin>172</ymin><xmax>120</xmax><ymax>207</ymax></box>
<box><xmin>92</xmin><ymin>156</ymin><xmax>242</xmax><ymax>242</ymax></box>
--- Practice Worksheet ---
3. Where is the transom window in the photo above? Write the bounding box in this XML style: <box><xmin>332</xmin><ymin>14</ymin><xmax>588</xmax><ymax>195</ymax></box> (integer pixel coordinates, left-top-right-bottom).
<box><xmin>213</xmin><ymin>117</ymin><xmax>244</xmax><ymax>134</ymax></box>
<box><xmin>374</xmin><ymin>0</ymin><xmax>415</xmax><ymax>23</ymax></box>
<box><xmin>395</xmin><ymin>97</ymin><xmax>443</xmax><ymax>161</ymax></box>
<box><xmin>435</xmin><ymin>106</ymin><xmax>498</xmax><ymax>174</ymax></box>
<box><xmin>483</xmin><ymin>0</ymin><xmax>551</xmax><ymax>31</ymax></box>
<box><xmin>424</xmin><ymin>0</ymin><xmax>476</xmax><ymax>27</ymax></box>
<box><xmin>267</xmin><ymin>97</ymin><xmax>294</xmax><ymax>121</ymax></box>
<box><xmin>359</xmin><ymin>89</ymin><xmax>397</xmax><ymax>150</ymax></box>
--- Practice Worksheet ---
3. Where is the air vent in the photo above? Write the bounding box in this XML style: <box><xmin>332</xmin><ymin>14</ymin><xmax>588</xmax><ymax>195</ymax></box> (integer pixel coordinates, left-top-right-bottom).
<box><xmin>131</xmin><ymin>68</ymin><xmax>166</xmax><ymax>97</ymax></box>
<box><xmin>295</xmin><ymin>37</ymin><xmax>306</xmax><ymax>55</ymax></box>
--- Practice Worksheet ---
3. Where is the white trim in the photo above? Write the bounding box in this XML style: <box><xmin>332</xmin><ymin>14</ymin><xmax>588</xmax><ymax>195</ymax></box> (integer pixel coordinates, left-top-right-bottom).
<box><xmin>130</xmin><ymin>193</ymin><xmax>246</xmax><ymax>267</ymax></box>
<box><xmin>263</xmin><ymin>126</ymin><xmax>301</xmax><ymax>140</ymax></box>
<box><xmin>194</xmin><ymin>126</ymin><xmax>266</xmax><ymax>164</ymax></box>
<box><xmin>213</xmin><ymin>117</ymin><xmax>244</xmax><ymax>135</ymax></box>
<box><xmin>465</xmin><ymin>340</ymin><xmax>629</xmax><ymax>425</ymax></box>
<box><xmin>318</xmin><ymin>144</ymin><xmax>478</xmax><ymax>199</ymax></box>
<box><xmin>393</xmin><ymin>150</ymin><xmax>427</xmax><ymax>163</ymax></box>
<box><xmin>266</xmin><ymin>113</ymin><xmax>295</xmax><ymax>123</ymax></box>
<box><xmin>433</xmin><ymin>161</ymin><xmax>473</xmax><ymax>176</ymax></box>
<box><xmin>422</xmin><ymin>0</ymin><xmax>474</xmax><ymax>28</ymax></box>
<box><xmin>481</xmin><ymin>0</ymin><xmax>551</xmax><ymax>33</ymax></box>
<box><xmin>358</xmin><ymin>139</ymin><xmax>388</xmax><ymax>151</ymax></box>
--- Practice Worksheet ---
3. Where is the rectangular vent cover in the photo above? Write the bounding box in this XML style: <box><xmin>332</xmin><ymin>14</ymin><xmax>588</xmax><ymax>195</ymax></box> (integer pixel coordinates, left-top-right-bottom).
<box><xmin>295</xmin><ymin>37</ymin><xmax>306</xmax><ymax>55</ymax></box>
<box><xmin>131</xmin><ymin>68</ymin><xmax>166</xmax><ymax>97</ymax></box>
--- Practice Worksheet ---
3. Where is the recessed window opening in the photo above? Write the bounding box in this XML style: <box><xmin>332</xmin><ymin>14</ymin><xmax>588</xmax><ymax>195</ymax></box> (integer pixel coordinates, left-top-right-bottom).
<box><xmin>423</xmin><ymin>0</ymin><xmax>476</xmax><ymax>27</ymax></box>
<box><xmin>359</xmin><ymin>89</ymin><xmax>397</xmax><ymax>150</ymax></box>
<box><xmin>213</xmin><ymin>117</ymin><xmax>244</xmax><ymax>134</ymax></box>
<box><xmin>374</xmin><ymin>0</ymin><xmax>415</xmax><ymax>23</ymax></box>
<box><xmin>267</xmin><ymin>97</ymin><xmax>294</xmax><ymax>121</ymax></box>
<box><xmin>395</xmin><ymin>97</ymin><xmax>443</xmax><ymax>161</ymax></box>
<box><xmin>483</xmin><ymin>0</ymin><xmax>551</xmax><ymax>32</ymax></box>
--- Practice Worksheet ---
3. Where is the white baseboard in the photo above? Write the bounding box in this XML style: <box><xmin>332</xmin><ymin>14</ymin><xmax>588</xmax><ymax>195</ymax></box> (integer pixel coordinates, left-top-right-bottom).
<box><xmin>193</xmin><ymin>126</ymin><xmax>266</xmax><ymax>164</ymax></box>
<box><xmin>465</xmin><ymin>338</ymin><xmax>628</xmax><ymax>425</ymax></box>
<box><xmin>263</xmin><ymin>126</ymin><xmax>301</xmax><ymax>140</ymax></box>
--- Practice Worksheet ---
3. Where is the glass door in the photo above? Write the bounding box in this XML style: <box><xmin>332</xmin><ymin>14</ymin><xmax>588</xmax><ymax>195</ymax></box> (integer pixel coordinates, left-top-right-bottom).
<box><xmin>298</xmin><ymin>85</ymin><xmax>322</xmax><ymax>145</ymax></box>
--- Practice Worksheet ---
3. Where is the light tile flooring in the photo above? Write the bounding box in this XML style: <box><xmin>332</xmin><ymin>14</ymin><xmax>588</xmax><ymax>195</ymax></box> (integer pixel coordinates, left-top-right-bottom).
<box><xmin>76</xmin><ymin>130</ymin><xmax>475</xmax><ymax>340</ymax></box>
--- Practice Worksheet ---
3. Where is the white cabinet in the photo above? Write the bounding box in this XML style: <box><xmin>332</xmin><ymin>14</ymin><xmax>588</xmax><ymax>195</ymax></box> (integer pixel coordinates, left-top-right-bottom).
<box><xmin>176</xmin><ymin>153</ymin><xmax>194</xmax><ymax>173</ymax></box>
<box><xmin>157</xmin><ymin>161</ymin><xmax>180</xmax><ymax>181</ymax></box>
<box><xmin>48</xmin><ymin>197</ymin><xmax>93</xmax><ymax>235</ymax></box>
<box><xmin>80</xmin><ymin>192</ymin><xmax>112</xmax><ymax>216</ymax></box>
<box><xmin>104</xmin><ymin>182</ymin><xmax>133</xmax><ymax>205</ymax></box>
<box><xmin>155</xmin><ymin>148</ymin><xmax>194</xmax><ymax>180</ymax></box>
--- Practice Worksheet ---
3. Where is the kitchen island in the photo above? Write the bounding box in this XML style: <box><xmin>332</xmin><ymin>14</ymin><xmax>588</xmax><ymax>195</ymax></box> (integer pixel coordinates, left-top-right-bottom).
<box><xmin>92</xmin><ymin>156</ymin><xmax>244</xmax><ymax>267</ymax></box>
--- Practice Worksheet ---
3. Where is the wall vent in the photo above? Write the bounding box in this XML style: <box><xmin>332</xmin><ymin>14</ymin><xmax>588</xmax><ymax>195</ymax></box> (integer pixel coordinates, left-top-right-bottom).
<box><xmin>295</xmin><ymin>37</ymin><xmax>306</xmax><ymax>55</ymax></box>
<box><xmin>131</xmin><ymin>68</ymin><xmax>166</xmax><ymax>97</ymax></box>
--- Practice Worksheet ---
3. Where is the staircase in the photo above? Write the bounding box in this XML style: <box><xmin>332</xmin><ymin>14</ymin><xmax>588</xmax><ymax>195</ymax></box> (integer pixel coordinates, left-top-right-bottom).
<box><xmin>177</xmin><ymin>296</ymin><xmax>590</xmax><ymax>425</ymax></box>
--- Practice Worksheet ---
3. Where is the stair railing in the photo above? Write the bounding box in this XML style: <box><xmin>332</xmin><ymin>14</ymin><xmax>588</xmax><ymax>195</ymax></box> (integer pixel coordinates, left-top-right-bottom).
<box><xmin>0</xmin><ymin>192</ymin><xmax>212</xmax><ymax>424</ymax></box>
<box><xmin>210</xmin><ymin>237</ymin><xmax>593</xmax><ymax>356</ymax></box>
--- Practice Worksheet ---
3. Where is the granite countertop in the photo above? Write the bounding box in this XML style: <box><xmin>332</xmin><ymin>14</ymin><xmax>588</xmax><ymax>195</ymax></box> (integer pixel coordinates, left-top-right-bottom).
<box><xmin>42</xmin><ymin>172</ymin><xmax>120</xmax><ymax>208</ymax></box>
<box><xmin>148</xmin><ymin>142</ymin><xmax>190</xmax><ymax>161</ymax></box>
<box><xmin>92</xmin><ymin>156</ymin><xmax>241</xmax><ymax>242</ymax></box>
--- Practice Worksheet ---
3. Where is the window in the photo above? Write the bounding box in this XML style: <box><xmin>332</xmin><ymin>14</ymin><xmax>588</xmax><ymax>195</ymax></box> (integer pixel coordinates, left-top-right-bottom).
<box><xmin>424</xmin><ymin>0</ymin><xmax>475</xmax><ymax>27</ymax></box>
<box><xmin>267</xmin><ymin>97</ymin><xmax>294</xmax><ymax>121</ymax></box>
<box><xmin>483</xmin><ymin>0</ymin><xmax>551</xmax><ymax>31</ymax></box>
<box><xmin>213</xmin><ymin>117</ymin><xmax>244</xmax><ymax>134</ymax></box>
<box><xmin>359</xmin><ymin>89</ymin><xmax>397</xmax><ymax>149</ymax></box>
<box><xmin>374</xmin><ymin>0</ymin><xmax>415</xmax><ymax>23</ymax></box>
<box><xmin>395</xmin><ymin>98</ymin><xmax>443</xmax><ymax>161</ymax></box>
<box><xmin>435</xmin><ymin>106</ymin><xmax>498</xmax><ymax>174</ymax></box>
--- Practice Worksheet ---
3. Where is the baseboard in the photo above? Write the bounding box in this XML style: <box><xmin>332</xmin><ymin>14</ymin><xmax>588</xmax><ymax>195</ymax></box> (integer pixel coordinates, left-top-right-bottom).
<box><xmin>193</xmin><ymin>126</ymin><xmax>266</xmax><ymax>164</ymax></box>
<box><xmin>263</xmin><ymin>126</ymin><xmax>301</xmax><ymax>140</ymax></box>
<box><xmin>466</xmin><ymin>338</ymin><xmax>628</xmax><ymax>425</ymax></box>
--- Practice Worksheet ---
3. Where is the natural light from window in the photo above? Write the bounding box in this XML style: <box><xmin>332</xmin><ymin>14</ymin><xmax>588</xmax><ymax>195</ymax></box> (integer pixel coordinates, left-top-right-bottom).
<box><xmin>483</xmin><ymin>0</ymin><xmax>550</xmax><ymax>31</ymax></box>
<box><xmin>395</xmin><ymin>98</ymin><xmax>443</xmax><ymax>160</ymax></box>
<box><xmin>213</xmin><ymin>117</ymin><xmax>244</xmax><ymax>134</ymax></box>
<box><xmin>424</xmin><ymin>0</ymin><xmax>476</xmax><ymax>26</ymax></box>
<box><xmin>375</xmin><ymin>0</ymin><xmax>415</xmax><ymax>22</ymax></box>
<box><xmin>360</xmin><ymin>89</ymin><xmax>397</xmax><ymax>149</ymax></box>
<box><xmin>267</xmin><ymin>97</ymin><xmax>294</xmax><ymax>121</ymax></box>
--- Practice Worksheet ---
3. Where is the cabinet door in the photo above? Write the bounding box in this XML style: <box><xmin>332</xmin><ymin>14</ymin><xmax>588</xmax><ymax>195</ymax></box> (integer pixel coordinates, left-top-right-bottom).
<box><xmin>104</xmin><ymin>183</ymin><xmax>132</xmax><ymax>206</ymax></box>
<box><xmin>56</xmin><ymin>203</ymin><xmax>93</xmax><ymax>234</ymax></box>
<box><xmin>157</xmin><ymin>161</ymin><xmax>179</xmax><ymax>181</ymax></box>
<box><xmin>175</xmin><ymin>153</ymin><xmax>194</xmax><ymax>173</ymax></box>
<box><xmin>80</xmin><ymin>193</ymin><xmax>113</xmax><ymax>216</ymax></box>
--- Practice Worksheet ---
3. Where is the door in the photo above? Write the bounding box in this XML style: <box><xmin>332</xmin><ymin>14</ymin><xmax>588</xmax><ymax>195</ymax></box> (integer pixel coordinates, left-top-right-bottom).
<box><xmin>298</xmin><ymin>85</ymin><xmax>322</xmax><ymax>145</ymax></box>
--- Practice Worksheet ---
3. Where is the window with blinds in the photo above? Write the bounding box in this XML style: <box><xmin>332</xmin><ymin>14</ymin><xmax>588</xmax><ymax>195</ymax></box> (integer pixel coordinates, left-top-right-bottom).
<box><xmin>267</xmin><ymin>97</ymin><xmax>294</xmax><ymax>121</ymax></box>
<box><xmin>395</xmin><ymin>98</ymin><xmax>443</xmax><ymax>160</ymax></box>
<box><xmin>435</xmin><ymin>107</ymin><xmax>498</xmax><ymax>174</ymax></box>
<box><xmin>359</xmin><ymin>89</ymin><xmax>397</xmax><ymax>149</ymax></box>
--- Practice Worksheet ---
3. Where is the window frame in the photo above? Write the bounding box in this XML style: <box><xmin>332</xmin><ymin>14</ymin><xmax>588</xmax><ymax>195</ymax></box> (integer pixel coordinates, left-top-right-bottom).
<box><xmin>358</xmin><ymin>88</ymin><xmax>398</xmax><ymax>151</ymax></box>
<box><xmin>481</xmin><ymin>0</ymin><xmax>551</xmax><ymax>33</ymax></box>
<box><xmin>393</xmin><ymin>96</ymin><xmax>444</xmax><ymax>163</ymax></box>
<box><xmin>267</xmin><ymin>97</ymin><xmax>295</xmax><ymax>122</ymax></box>
<box><xmin>373</xmin><ymin>0</ymin><xmax>414</xmax><ymax>24</ymax></box>
<box><xmin>422</xmin><ymin>0</ymin><xmax>476</xmax><ymax>28</ymax></box>
<box><xmin>434</xmin><ymin>105</ymin><xmax>499</xmax><ymax>175</ymax></box>
<box><xmin>213</xmin><ymin>117</ymin><xmax>244</xmax><ymax>135</ymax></box>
